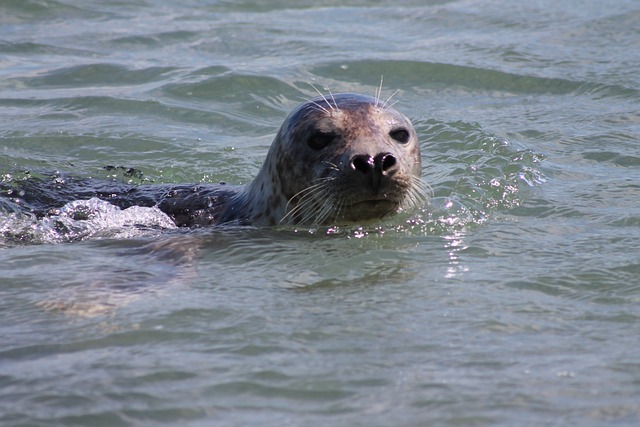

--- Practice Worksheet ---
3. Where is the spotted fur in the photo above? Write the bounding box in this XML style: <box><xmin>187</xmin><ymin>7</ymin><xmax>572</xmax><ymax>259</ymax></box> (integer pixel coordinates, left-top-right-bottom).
<box><xmin>218</xmin><ymin>93</ymin><xmax>428</xmax><ymax>226</ymax></box>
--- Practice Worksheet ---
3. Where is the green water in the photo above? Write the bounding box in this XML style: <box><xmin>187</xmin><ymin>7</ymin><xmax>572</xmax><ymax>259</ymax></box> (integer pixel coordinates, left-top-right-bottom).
<box><xmin>1</xmin><ymin>1</ymin><xmax>640</xmax><ymax>426</ymax></box>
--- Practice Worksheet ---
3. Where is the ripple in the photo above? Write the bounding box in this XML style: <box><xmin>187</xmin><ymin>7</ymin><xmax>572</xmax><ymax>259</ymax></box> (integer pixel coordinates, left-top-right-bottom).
<box><xmin>583</xmin><ymin>151</ymin><xmax>640</xmax><ymax>167</ymax></box>
<box><xmin>16</xmin><ymin>63</ymin><xmax>180</xmax><ymax>89</ymax></box>
<box><xmin>314</xmin><ymin>60</ymin><xmax>640</xmax><ymax>99</ymax></box>
<box><xmin>0</xmin><ymin>0</ymin><xmax>103</xmax><ymax>22</ymax></box>
<box><xmin>0</xmin><ymin>41</ymin><xmax>97</xmax><ymax>57</ymax></box>
<box><xmin>109</xmin><ymin>30</ymin><xmax>201</xmax><ymax>47</ymax></box>
<box><xmin>160</xmin><ymin>72</ymin><xmax>300</xmax><ymax>105</ymax></box>
<box><xmin>413</xmin><ymin>118</ymin><xmax>546</xmax><ymax>227</ymax></box>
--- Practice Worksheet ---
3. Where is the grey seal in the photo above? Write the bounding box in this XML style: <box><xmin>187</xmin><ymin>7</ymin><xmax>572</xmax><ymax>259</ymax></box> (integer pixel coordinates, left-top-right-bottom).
<box><xmin>3</xmin><ymin>93</ymin><xmax>428</xmax><ymax>228</ymax></box>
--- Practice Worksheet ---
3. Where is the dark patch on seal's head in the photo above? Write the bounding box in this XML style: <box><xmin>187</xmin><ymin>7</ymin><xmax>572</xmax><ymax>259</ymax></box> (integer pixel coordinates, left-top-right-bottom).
<box><xmin>241</xmin><ymin>93</ymin><xmax>428</xmax><ymax>226</ymax></box>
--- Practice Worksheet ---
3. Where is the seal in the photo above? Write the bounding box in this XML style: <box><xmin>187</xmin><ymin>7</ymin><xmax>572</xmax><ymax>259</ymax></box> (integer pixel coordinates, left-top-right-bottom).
<box><xmin>4</xmin><ymin>93</ymin><xmax>428</xmax><ymax>228</ymax></box>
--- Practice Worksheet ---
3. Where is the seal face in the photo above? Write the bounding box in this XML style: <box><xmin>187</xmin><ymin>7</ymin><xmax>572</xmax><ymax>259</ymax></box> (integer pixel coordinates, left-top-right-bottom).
<box><xmin>221</xmin><ymin>93</ymin><xmax>427</xmax><ymax>226</ymax></box>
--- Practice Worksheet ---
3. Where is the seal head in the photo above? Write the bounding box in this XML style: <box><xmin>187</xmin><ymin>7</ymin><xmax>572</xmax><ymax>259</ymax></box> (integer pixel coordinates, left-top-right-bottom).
<box><xmin>221</xmin><ymin>93</ymin><xmax>426</xmax><ymax>226</ymax></box>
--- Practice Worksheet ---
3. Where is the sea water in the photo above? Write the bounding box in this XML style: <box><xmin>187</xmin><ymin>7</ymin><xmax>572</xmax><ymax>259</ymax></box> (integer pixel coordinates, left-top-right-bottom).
<box><xmin>1</xmin><ymin>1</ymin><xmax>639</xmax><ymax>426</ymax></box>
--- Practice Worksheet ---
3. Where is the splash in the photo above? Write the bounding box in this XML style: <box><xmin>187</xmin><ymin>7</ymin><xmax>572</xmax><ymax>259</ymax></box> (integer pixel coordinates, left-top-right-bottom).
<box><xmin>298</xmin><ymin>120</ymin><xmax>546</xmax><ymax>238</ymax></box>
<box><xmin>0</xmin><ymin>197</ymin><xmax>176</xmax><ymax>246</ymax></box>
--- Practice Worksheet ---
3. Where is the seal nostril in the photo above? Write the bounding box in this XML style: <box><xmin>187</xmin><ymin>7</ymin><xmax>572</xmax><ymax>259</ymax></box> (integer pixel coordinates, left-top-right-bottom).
<box><xmin>381</xmin><ymin>153</ymin><xmax>396</xmax><ymax>172</ymax></box>
<box><xmin>351</xmin><ymin>154</ymin><xmax>374</xmax><ymax>174</ymax></box>
<box><xmin>374</xmin><ymin>153</ymin><xmax>397</xmax><ymax>174</ymax></box>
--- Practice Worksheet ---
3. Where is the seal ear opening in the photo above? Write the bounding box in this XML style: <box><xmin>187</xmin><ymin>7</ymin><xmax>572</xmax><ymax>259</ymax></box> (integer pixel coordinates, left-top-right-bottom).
<box><xmin>307</xmin><ymin>132</ymin><xmax>335</xmax><ymax>151</ymax></box>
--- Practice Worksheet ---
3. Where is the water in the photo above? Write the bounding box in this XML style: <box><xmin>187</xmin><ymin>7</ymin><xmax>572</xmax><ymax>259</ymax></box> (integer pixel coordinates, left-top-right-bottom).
<box><xmin>1</xmin><ymin>0</ymin><xmax>639</xmax><ymax>425</ymax></box>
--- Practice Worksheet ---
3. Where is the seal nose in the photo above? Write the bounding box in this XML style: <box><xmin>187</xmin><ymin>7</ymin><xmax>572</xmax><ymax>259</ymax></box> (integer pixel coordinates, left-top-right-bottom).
<box><xmin>351</xmin><ymin>153</ymin><xmax>397</xmax><ymax>175</ymax></box>
<box><xmin>350</xmin><ymin>152</ymin><xmax>398</xmax><ymax>193</ymax></box>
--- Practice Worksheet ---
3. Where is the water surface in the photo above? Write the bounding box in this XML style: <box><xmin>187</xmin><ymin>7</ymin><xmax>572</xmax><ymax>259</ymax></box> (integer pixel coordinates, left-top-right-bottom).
<box><xmin>1</xmin><ymin>1</ymin><xmax>639</xmax><ymax>426</ymax></box>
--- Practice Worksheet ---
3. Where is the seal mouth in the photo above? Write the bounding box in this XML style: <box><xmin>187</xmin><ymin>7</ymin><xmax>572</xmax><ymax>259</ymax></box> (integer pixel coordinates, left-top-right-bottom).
<box><xmin>345</xmin><ymin>198</ymin><xmax>399</xmax><ymax>220</ymax></box>
<box><xmin>351</xmin><ymin>199</ymin><xmax>396</xmax><ymax>209</ymax></box>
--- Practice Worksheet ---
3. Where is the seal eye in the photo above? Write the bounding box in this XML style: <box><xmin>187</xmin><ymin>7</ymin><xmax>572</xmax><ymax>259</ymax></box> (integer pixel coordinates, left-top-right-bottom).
<box><xmin>390</xmin><ymin>128</ymin><xmax>410</xmax><ymax>144</ymax></box>
<box><xmin>307</xmin><ymin>132</ymin><xmax>335</xmax><ymax>150</ymax></box>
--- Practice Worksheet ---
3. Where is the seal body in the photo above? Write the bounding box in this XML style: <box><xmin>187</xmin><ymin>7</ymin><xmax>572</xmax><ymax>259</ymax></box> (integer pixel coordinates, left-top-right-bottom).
<box><xmin>4</xmin><ymin>93</ymin><xmax>427</xmax><ymax>228</ymax></box>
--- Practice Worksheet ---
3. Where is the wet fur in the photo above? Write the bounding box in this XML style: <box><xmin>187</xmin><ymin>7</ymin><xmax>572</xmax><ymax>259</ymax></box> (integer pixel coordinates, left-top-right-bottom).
<box><xmin>222</xmin><ymin>93</ymin><xmax>428</xmax><ymax>226</ymax></box>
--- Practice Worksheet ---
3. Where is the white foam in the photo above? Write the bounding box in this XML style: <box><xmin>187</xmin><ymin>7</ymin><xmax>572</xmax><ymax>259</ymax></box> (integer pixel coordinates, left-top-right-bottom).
<box><xmin>1</xmin><ymin>198</ymin><xmax>176</xmax><ymax>245</ymax></box>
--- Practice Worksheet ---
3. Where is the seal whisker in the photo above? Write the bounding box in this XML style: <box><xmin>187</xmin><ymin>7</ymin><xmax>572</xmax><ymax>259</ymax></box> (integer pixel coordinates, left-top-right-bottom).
<box><xmin>300</xmin><ymin>195</ymin><xmax>333</xmax><ymax>225</ymax></box>
<box><xmin>308</xmin><ymin>100</ymin><xmax>331</xmax><ymax>116</ymax></box>
<box><xmin>401</xmin><ymin>176</ymin><xmax>431</xmax><ymax>210</ymax></box>
<box><xmin>307</xmin><ymin>82</ymin><xmax>337</xmax><ymax>113</ymax></box>
<box><xmin>386</xmin><ymin>100</ymin><xmax>400</xmax><ymax>112</ymax></box>
<box><xmin>382</xmin><ymin>90</ymin><xmax>400</xmax><ymax>110</ymax></box>
<box><xmin>322</xmin><ymin>161</ymin><xmax>340</xmax><ymax>172</ymax></box>
<box><xmin>288</xmin><ymin>182</ymin><xmax>329</xmax><ymax>208</ymax></box>
<box><xmin>305</xmin><ymin>90</ymin><xmax>332</xmax><ymax>115</ymax></box>
<box><xmin>375</xmin><ymin>75</ymin><xmax>384</xmax><ymax>108</ymax></box>
<box><xmin>311</xmin><ymin>192</ymin><xmax>340</xmax><ymax>226</ymax></box>
<box><xmin>331</xmin><ymin>196</ymin><xmax>349</xmax><ymax>225</ymax></box>
<box><xmin>307</xmin><ymin>81</ymin><xmax>323</xmax><ymax>97</ymax></box>
<box><xmin>311</xmin><ymin>187</ymin><xmax>339</xmax><ymax>224</ymax></box>
<box><xmin>413</xmin><ymin>175</ymin><xmax>432</xmax><ymax>198</ymax></box>
<box><xmin>305</xmin><ymin>183</ymin><xmax>341</xmax><ymax>225</ymax></box>
<box><xmin>292</xmin><ymin>176</ymin><xmax>336</xmax><ymax>199</ymax></box>
<box><xmin>327</xmin><ymin>88</ymin><xmax>340</xmax><ymax>113</ymax></box>
<box><xmin>281</xmin><ymin>178</ymin><xmax>335</xmax><ymax>224</ymax></box>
